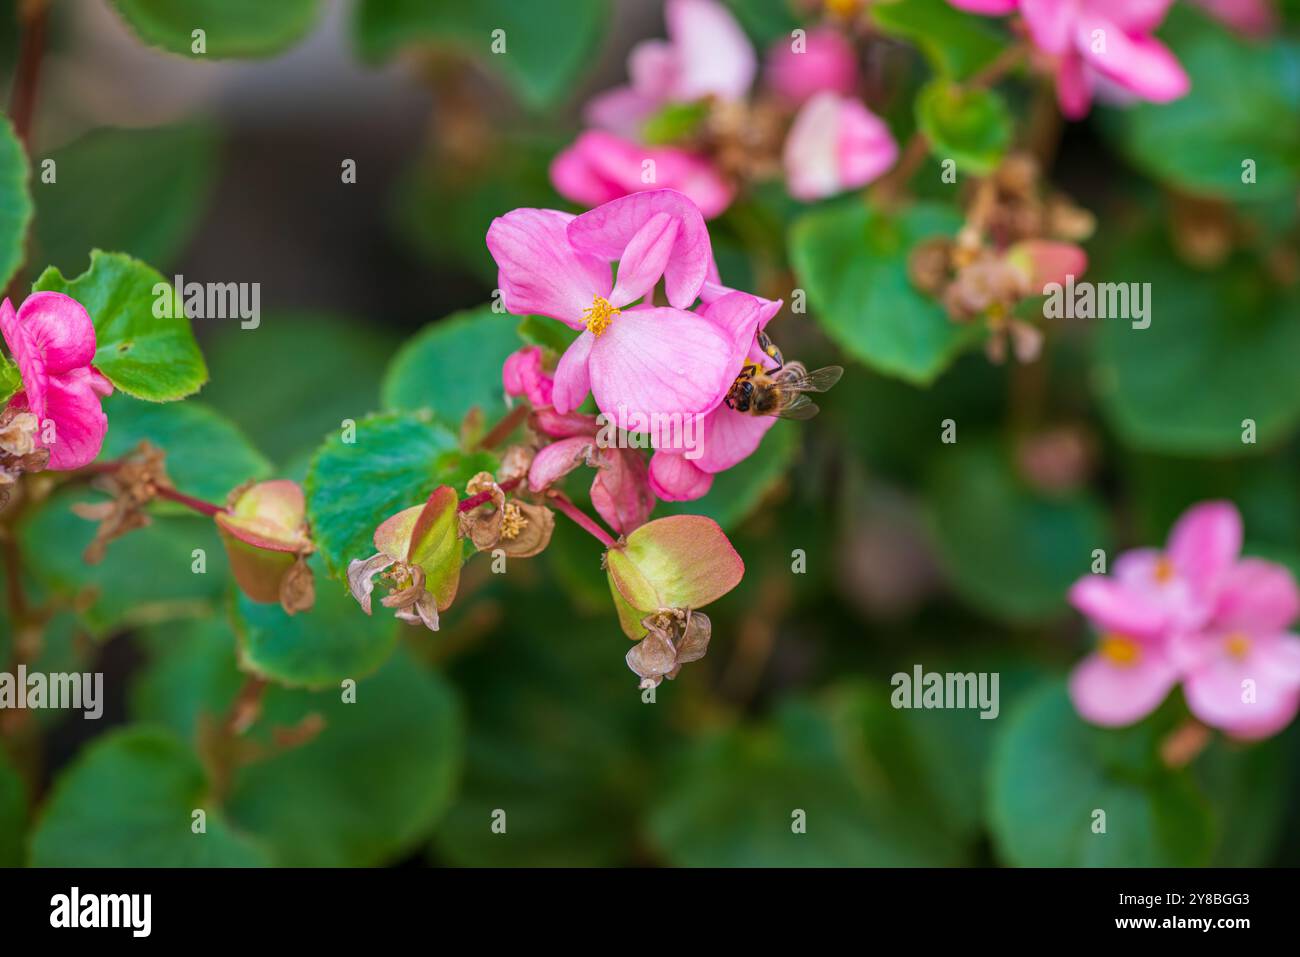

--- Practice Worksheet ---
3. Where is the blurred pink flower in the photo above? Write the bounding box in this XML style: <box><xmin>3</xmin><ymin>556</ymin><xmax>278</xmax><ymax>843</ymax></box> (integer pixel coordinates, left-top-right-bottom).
<box><xmin>1190</xmin><ymin>0</ymin><xmax>1276</xmax><ymax>38</ymax></box>
<box><xmin>0</xmin><ymin>292</ymin><xmax>112</xmax><ymax>471</ymax></box>
<box><xmin>502</xmin><ymin>345</ymin><xmax>554</xmax><ymax>408</ymax></box>
<box><xmin>1066</xmin><ymin>501</ymin><xmax>1241</xmax><ymax>727</ymax></box>
<box><xmin>783</xmin><ymin>92</ymin><xmax>898</xmax><ymax>201</ymax></box>
<box><xmin>486</xmin><ymin>190</ymin><xmax>752</xmax><ymax>428</ymax></box>
<box><xmin>1176</xmin><ymin>559</ymin><xmax>1300</xmax><ymax>739</ymax></box>
<box><xmin>584</xmin><ymin>0</ymin><xmax>757</xmax><ymax>139</ymax></box>
<box><xmin>765</xmin><ymin>27</ymin><xmax>858</xmax><ymax>105</ymax></box>
<box><xmin>649</xmin><ymin>289</ymin><xmax>782</xmax><ymax>501</ymax></box>
<box><xmin>949</xmin><ymin>0</ymin><xmax>1190</xmax><ymax>118</ymax></box>
<box><xmin>550</xmin><ymin>131</ymin><xmax>735</xmax><ymax>219</ymax></box>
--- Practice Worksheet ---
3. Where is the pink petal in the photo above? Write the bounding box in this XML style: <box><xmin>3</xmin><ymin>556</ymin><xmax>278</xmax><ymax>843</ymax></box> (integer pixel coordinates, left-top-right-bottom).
<box><xmin>696</xmin><ymin>404</ymin><xmax>776</xmax><ymax>473</ymax></box>
<box><xmin>551</xmin><ymin>132</ymin><xmax>734</xmax><ymax>220</ymax></box>
<box><xmin>0</xmin><ymin>297</ymin><xmax>46</xmax><ymax>420</ymax></box>
<box><xmin>568</xmin><ymin>188</ymin><xmax>713</xmax><ymax>309</ymax></box>
<box><xmin>39</xmin><ymin>367</ymin><xmax>112</xmax><ymax>470</ymax></box>
<box><xmin>1166</xmin><ymin>500</ymin><xmax>1242</xmax><ymax>594</ymax></box>
<box><xmin>664</xmin><ymin>0</ymin><xmax>756</xmax><ymax>101</ymax></box>
<box><xmin>1068</xmin><ymin>647</ymin><xmax>1179</xmax><ymax>727</ymax></box>
<box><xmin>502</xmin><ymin>346</ymin><xmax>554</xmax><ymax>407</ymax></box>
<box><xmin>550</xmin><ymin>139</ymin><xmax>628</xmax><ymax>209</ymax></box>
<box><xmin>1086</xmin><ymin>0</ymin><xmax>1176</xmax><ymax>34</ymax></box>
<box><xmin>583</xmin><ymin>86</ymin><xmax>662</xmax><ymax>139</ymax></box>
<box><xmin>528</xmin><ymin>435</ymin><xmax>593</xmax><ymax>492</ymax></box>
<box><xmin>765</xmin><ymin>27</ymin><xmax>858</xmax><ymax>105</ymax></box>
<box><xmin>648</xmin><ymin>451</ymin><xmax>714</xmax><ymax>501</ymax></box>
<box><xmin>1067</xmin><ymin>574</ymin><xmax>1172</xmax><ymax>638</ymax></box>
<box><xmin>784</xmin><ymin>93</ymin><xmax>897</xmax><ymax>201</ymax></box>
<box><xmin>16</xmin><ymin>292</ymin><xmax>97</xmax><ymax>376</ymax></box>
<box><xmin>628</xmin><ymin>39</ymin><xmax>680</xmax><ymax>96</ymax></box>
<box><xmin>698</xmin><ymin>291</ymin><xmax>767</xmax><ymax>378</ymax></box>
<box><xmin>588</xmin><ymin>306</ymin><xmax>736</xmax><ymax>425</ymax></box>
<box><xmin>1055</xmin><ymin>49</ymin><xmax>1094</xmax><ymax>118</ymax></box>
<box><xmin>1211</xmin><ymin>558</ymin><xmax>1300</xmax><ymax>635</ymax></box>
<box><xmin>591</xmin><ymin>447</ymin><xmax>655</xmax><ymax>534</ymax></box>
<box><xmin>1074</xmin><ymin>17</ymin><xmax>1190</xmax><ymax>103</ymax></box>
<box><xmin>533</xmin><ymin>407</ymin><xmax>599</xmax><ymax>439</ymax></box>
<box><xmin>486</xmin><ymin>208</ymin><xmax>612</xmax><ymax>327</ymax></box>
<box><xmin>1022</xmin><ymin>0</ymin><xmax>1075</xmax><ymax>54</ymax></box>
<box><xmin>1183</xmin><ymin>642</ymin><xmax>1300</xmax><ymax>739</ymax></box>
<box><xmin>551</xmin><ymin>332</ymin><xmax>595</xmax><ymax>414</ymax></box>
<box><xmin>609</xmin><ymin>212</ymin><xmax>680</xmax><ymax>307</ymax></box>
<box><xmin>1005</xmin><ymin>240</ymin><xmax>1088</xmax><ymax>289</ymax></box>
<box><xmin>1190</xmin><ymin>0</ymin><xmax>1277</xmax><ymax>37</ymax></box>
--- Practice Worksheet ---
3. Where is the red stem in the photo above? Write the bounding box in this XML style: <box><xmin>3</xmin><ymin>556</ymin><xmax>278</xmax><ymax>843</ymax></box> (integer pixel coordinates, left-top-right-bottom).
<box><xmin>457</xmin><ymin>477</ymin><xmax>521</xmax><ymax>513</ymax></box>
<box><xmin>476</xmin><ymin>403</ymin><xmax>529</xmax><ymax>451</ymax></box>
<box><xmin>8</xmin><ymin>1</ymin><xmax>48</xmax><ymax>147</ymax></box>
<box><xmin>155</xmin><ymin>484</ymin><xmax>224</xmax><ymax>517</ymax></box>
<box><xmin>548</xmin><ymin>490</ymin><xmax>616</xmax><ymax>548</ymax></box>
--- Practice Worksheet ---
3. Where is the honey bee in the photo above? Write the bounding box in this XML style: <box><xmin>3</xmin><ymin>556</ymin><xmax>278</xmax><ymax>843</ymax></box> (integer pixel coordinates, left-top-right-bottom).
<box><xmin>725</xmin><ymin>332</ymin><xmax>843</xmax><ymax>420</ymax></box>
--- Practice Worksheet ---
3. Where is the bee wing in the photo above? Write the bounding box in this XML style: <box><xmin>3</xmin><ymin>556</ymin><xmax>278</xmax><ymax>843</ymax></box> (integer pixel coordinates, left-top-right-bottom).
<box><xmin>778</xmin><ymin>364</ymin><xmax>843</xmax><ymax>393</ymax></box>
<box><xmin>773</xmin><ymin>393</ymin><xmax>821</xmax><ymax>420</ymax></box>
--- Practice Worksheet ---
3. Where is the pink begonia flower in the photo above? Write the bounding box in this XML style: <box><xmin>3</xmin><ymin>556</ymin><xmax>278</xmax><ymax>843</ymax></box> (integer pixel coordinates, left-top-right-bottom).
<box><xmin>487</xmin><ymin>191</ymin><xmax>755</xmax><ymax>434</ymax></box>
<box><xmin>782</xmin><ymin>92</ymin><xmax>899</xmax><ymax>201</ymax></box>
<box><xmin>1066</xmin><ymin>501</ymin><xmax>1241</xmax><ymax>727</ymax></box>
<box><xmin>1175</xmin><ymin>559</ymin><xmax>1300</xmax><ymax>740</ymax></box>
<box><xmin>1190</xmin><ymin>0</ymin><xmax>1277</xmax><ymax>38</ymax></box>
<box><xmin>526</xmin><ymin>410</ymin><xmax>655</xmax><ymax>535</ymax></box>
<box><xmin>584</xmin><ymin>0</ymin><xmax>757</xmax><ymax>139</ymax></box>
<box><xmin>648</xmin><ymin>289</ymin><xmax>783</xmax><ymax>501</ymax></box>
<box><xmin>765</xmin><ymin>27</ymin><xmax>859</xmax><ymax>105</ymax></box>
<box><xmin>502</xmin><ymin>346</ymin><xmax>554</xmax><ymax>408</ymax></box>
<box><xmin>550</xmin><ymin>131</ymin><xmax>735</xmax><ymax>220</ymax></box>
<box><xmin>948</xmin><ymin>0</ymin><xmax>1190</xmax><ymax>119</ymax></box>
<box><xmin>0</xmin><ymin>293</ymin><xmax>112</xmax><ymax>471</ymax></box>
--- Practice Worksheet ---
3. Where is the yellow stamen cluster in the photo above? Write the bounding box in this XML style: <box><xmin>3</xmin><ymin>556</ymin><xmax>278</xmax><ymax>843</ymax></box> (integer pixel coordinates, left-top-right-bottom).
<box><xmin>1099</xmin><ymin>633</ymin><xmax>1141</xmax><ymax>667</ymax></box>
<box><xmin>584</xmin><ymin>296</ymin><xmax>620</xmax><ymax>336</ymax></box>
<box><xmin>1153</xmin><ymin>554</ymin><xmax>1175</xmax><ymax>584</ymax></box>
<box><xmin>500</xmin><ymin>501</ymin><xmax>527</xmax><ymax>541</ymax></box>
<box><xmin>1224</xmin><ymin>632</ymin><xmax>1252</xmax><ymax>660</ymax></box>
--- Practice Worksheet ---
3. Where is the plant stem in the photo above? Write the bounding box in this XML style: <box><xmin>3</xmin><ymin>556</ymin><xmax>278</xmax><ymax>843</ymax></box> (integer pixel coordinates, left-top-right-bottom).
<box><xmin>8</xmin><ymin>0</ymin><xmax>49</xmax><ymax>147</ymax></box>
<box><xmin>155</xmin><ymin>484</ymin><xmax>224</xmax><ymax>517</ymax></box>
<box><xmin>965</xmin><ymin>42</ymin><xmax>1026</xmax><ymax>91</ymax></box>
<box><xmin>457</xmin><ymin>477</ymin><xmax>521</xmax><ymax>513</ymax></box>
<box><xmin>476</xmin><ymin>403</ymin><xmax>529</xmax><ymax>451</ymax></box>
<box><xmin>548</xmin><ymin>490</ymin><xmax>616</xmax><ymax>548</ymax></box>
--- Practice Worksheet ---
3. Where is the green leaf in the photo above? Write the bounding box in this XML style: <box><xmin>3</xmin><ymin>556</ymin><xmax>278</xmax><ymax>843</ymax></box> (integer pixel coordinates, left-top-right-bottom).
<box><xmin>871</xmin><ymin>0</ymin><xmax>1007</xmax><ymax>80</ymax></box>
<box><xmin>108</xmin><ymin>0</ymin><xmax>323</xmax><ymax>58</ymax></box>
<box><xmin>30</xmin><ymin>726</ymin><xmax>269</xmax><ymax>866</ymax></box>
<box><xmin>0</xmin><ymin>351</ymin><xmax>20</xmax><ymax>405</ymax></box>
<box><xmin>21</xmin><ymin>489</ymin><xmax>230</xmax><ymax>638</ymax></box>
<box><xmin>35</xmin><ymin>124</ymin><xmax>219</xmax><ymax>275</ymax></box>
<box><xmin>517</xmin><ymin>314</ymin><xmax>578</xmax><ymax>354</ymax></box>
<box><xmin>232</xmin><ymin>553</ymin><xmax>399</xmax><ymax>687</ymax></box>
<box><xmin>130</xmin><ymin>618</ymin><xmax>247</xmax><ymax>745</ymax></box>
<box><xmin>394</xmin><ymin>137</ymin><xmax>563</xmax><ymax>284</ymax></box>
<box><xmin>641</xmin><ymin>100</ymin><xmax>711</xmax><ymax>146</ymax></box>
<box><xmin>650</xmin><ymin>698</ymin><xmax>961</xmax><ymax>866</ymax></box>
<box><xmin>1092</xmin><ymin>236</ymin><xmax>1300</xmax><ymax>455</ymax></box>
<box><xmin>916</xmin><ymin>80</ymin><xmax>1012</xmax><ymax>176</ymax></box>
<box><xmin>100</xmin><ymin>394</ymin><xmax>272</xmax><ymax>502</ymax></box>
<box><xmin>382</xmin><ymin>306</ymin><xmax>521</xmax><ymax>426</ymax></box>
<box><xmin>926</xmin><ymin>441</ymin><xmax>1111</xmax><ymax>623</ymax></box>
<box><xmin>1197</xmin><ymin>731</ymin><xmax>1295</xmax><ymax>866</ymax></box>
<box><xmin>0</xmin><ymin>750</ymin><xmax>25</xmax><ymax>867</ymax></box>
<box><xmin>32</xmin><ymin>250</ymin><xmax>208</xmax><ymax>402</ymax></box>
<box><xmin>305</xmin><ymin>410</ymin><xmax>496</xmax><ymax>579</ymax></box>
<box><xmin>657</xmin><ymin>420</ymin><xmax>798</xmax><ymax>530</ymax></box>
<box><xmin>988</xmin><ymin>681</ymin><xmax>1215</xmax><ymax>866</ymax></box>
<box><xmin>0</xmin><ymin>114</ymin><xmax>32</xmax><ymax>293</ymax></box>
<box><xmin>1102</xmin><ymin>8</ymin><xmax>1300</xmax><ymax>202</ymax></box>
<box><xmin>225</xmin><ymin>652</ymin><xmax>462</xmax><ymax>866</ymax></box>
<box><xmin>353</xmin><ymin>0</ymin><xmax>608</xmax><ymax>109</ymax></box>
<box><xmin>790</xmin><ymin>199</ymin><xmax>977</xmax><ymax>384</ymax></box>
<box><xmin>200</xmin><ymin>311</ymin><xmax>398</xmax><ymax>467</ymax></box>
<box><xmin>433</xmin><ymin>603</ymin><xmax>660</xmax><ymax>866</ymax></box>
